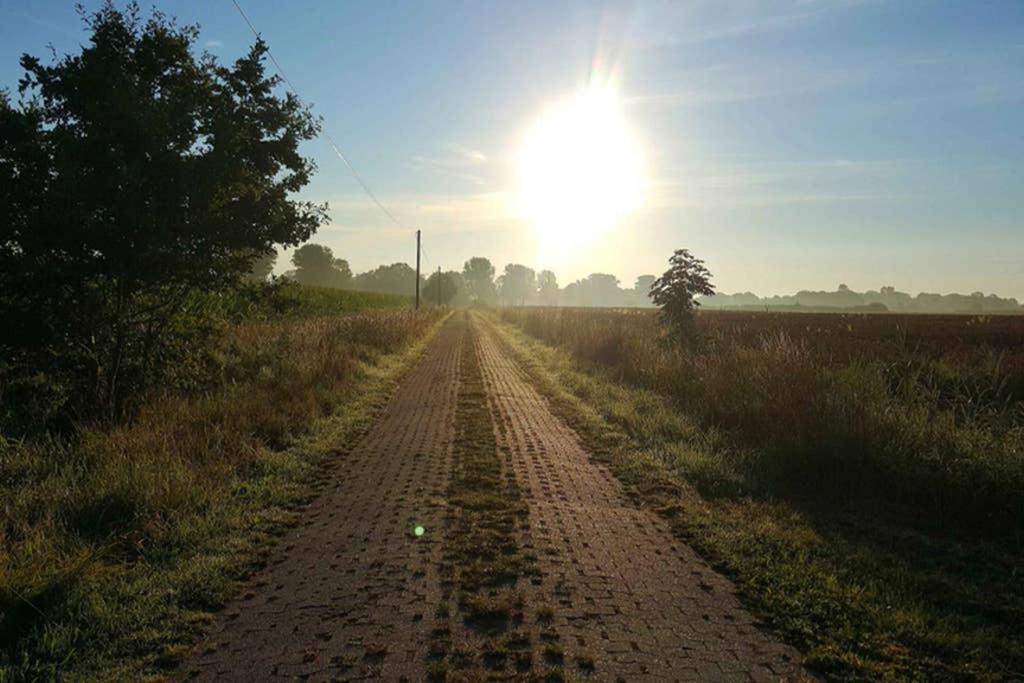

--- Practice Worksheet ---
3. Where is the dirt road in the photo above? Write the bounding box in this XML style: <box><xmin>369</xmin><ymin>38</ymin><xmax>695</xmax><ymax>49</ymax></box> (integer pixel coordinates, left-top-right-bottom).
<box><xmin>180</xmin><ymin>314</ymin><xmax>804</xmax><ymax>681</ymax></box>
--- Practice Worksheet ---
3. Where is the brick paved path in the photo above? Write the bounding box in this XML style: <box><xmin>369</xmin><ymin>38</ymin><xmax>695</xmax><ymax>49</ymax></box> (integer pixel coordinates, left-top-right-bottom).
<box><xmin>180</xmin><ymin>321</ymin><xmax>462</xmax><ymax>681</ymax></box>
<box><xmin>179</xmin><ymin>314</ymin><xmax>805</xmax><ymax>681</ymax></box>
<box><xmin>475</xmin><ymin>316</ymin><xmax>804</xmax><ymax>681</ymax></box>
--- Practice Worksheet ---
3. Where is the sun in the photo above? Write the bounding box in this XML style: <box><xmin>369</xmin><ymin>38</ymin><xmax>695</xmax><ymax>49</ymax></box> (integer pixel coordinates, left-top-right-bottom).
<box><xmin>516</xmin><ymin>84</ymin><xmax>647</xmax><ymax>264</ymax></box>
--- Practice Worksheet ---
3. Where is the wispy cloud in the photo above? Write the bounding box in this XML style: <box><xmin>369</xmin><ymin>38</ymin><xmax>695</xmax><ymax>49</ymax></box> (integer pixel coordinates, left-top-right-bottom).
<box><xmin>407</xmin><ymin>143</ymin><xmax>489</xmax><ymax>186</ymax></box>
<box><xmin>627</xmin><ymin>60</ymin><xmax>861</xmax><ymax>109</ymax></box>
<box><xmin>630</xmin><ymin>0</ymin><xmax>876</xmax><ymax>50</ymax></box>
<box><xmin>204</xmin><ymin>39</ymin><xmax>224</xmax><ymax>49</ymax></box>
<box><xmin>651</xmin><ymin>158</ymin><xmax>917</xmax><ymax>209</ymax></box>
<box><xmin>317</xmin><ymin>190</ymin><xmax>515</xmax><ymax>235</ymax></box>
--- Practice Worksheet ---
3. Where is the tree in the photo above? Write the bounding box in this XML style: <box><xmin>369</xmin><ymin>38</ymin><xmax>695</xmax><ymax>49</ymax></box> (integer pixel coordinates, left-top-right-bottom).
<box><xmin>497</xmin><ymin>264</ymin><xmax>536</xmax><ymax>306</ymax></box>
<box><xmin>351</xmin><ymin>263</ymin><xmax>422</xmax><ymax>296</ymax></box>
<box><xmin>463</xmin><ymin>257</ymin><xmax>497</xmax><ymax>306</ymax></box>
<box><xmin>650</xmin><ymin>249</ymin><xmax>715</xmax><ymax>343</ymax></box>
<box><xmin>0</xmin><ymin>3</ymin><xmax>325</xmax><ymax>422</ymax></box>
<box><xmin>291</xmin><ymin>243</ymin><xmax>351</xmax><ymax>288</ymax></box>
<box><xmin>423</xmin><ymin>270</ymin><xmax>460</xmax><ymax>306</ymax></box>
<box><xmin>634</xmin><ymin>275</ymin><xmax>656</xmax><ymax>304</ymax></box>
<box><xmin>448</xmin><ymin>272</ymin><xmax>471</xmax><ymax>307</ymax></box>
<box><xmin>247</xmin><ymin>249</ymin><xmax>277</xmax><ymax>282</ymax></box>
<box><xmin>576</xmin><ymin>273</ymin><xmax>623</xmax><ymax>307</ymax></box>
<box><xmin>537</xmin><ymin>270</ymin><xmax>559</xmax><ymax>306</ymax></box>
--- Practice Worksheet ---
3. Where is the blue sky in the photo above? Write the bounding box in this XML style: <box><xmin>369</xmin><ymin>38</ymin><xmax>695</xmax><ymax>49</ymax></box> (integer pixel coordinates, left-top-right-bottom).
<box><xmin>2</xmin><ymin>0</ymin><xmax>1022</xmax><ymax>297</ymax></box>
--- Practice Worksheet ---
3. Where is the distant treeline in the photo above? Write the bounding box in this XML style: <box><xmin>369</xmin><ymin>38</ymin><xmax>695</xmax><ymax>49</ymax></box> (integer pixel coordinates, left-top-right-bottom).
<box><xmin>262</xmin><ymin>246</ymin><xmax>656</xmax><ymax>307</ymax></box>
<box><xmin>274</xmin><ymin>247</ymin><xmax>1022</xmax><ymax>314</ymax></box>
<box><xmin>702</xmin><ymin>284</ymin><xmax>1022</xmax><ymax>314</ymax></box>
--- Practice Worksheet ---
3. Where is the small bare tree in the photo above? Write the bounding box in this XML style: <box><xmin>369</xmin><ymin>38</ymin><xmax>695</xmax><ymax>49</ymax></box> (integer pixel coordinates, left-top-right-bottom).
<box><xmin>650</xmin><ymin>249</ymin><xmax>715</xmax><ymax>344</ymax></box>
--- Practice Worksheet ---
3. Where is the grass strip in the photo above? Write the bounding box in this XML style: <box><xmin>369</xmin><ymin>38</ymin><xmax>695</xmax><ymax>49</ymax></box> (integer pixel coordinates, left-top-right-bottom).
<box><xmin>430</xmin><ymin>317</ymin><xmax>550</xmax><ymax>681</ymax></box>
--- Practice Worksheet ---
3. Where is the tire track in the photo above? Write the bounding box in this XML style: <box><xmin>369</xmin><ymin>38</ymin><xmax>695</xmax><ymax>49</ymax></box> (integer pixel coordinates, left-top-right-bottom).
<box><xmin>475</xmin><ymin>314</ymin><xmax>806</xmax><ymax>681</ymax></box>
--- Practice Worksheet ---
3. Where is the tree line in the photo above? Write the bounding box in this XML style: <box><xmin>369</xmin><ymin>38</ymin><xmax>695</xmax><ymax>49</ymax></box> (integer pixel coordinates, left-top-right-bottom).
<box><xmin>703</xmin><ymin>284</ymin><xmax>1022</xmax><ymax>314</ymax></box>
<box><xmin>256</xmin><ymin>246</ymin><xmax>661</xmax><ymax>307</ymax></box>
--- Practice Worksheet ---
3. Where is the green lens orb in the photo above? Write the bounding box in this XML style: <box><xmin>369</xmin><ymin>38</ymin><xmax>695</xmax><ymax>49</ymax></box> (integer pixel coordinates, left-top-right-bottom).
<box><xmin>414</xmin><ymin>525</ymin><xmax>425</xmax><ymax>537</ymax></box>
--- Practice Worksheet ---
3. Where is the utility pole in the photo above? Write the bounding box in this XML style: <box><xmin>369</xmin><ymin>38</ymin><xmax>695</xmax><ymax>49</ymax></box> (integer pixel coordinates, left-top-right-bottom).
<box><xmin>415</xmin><ymin>229</ymin><xmax>421</xmax><ymax>310</ymax></box>
<box><xmin>437</xmin><ymin>266</ymin><xmax>442</xmax><ymax>307</ymax></box>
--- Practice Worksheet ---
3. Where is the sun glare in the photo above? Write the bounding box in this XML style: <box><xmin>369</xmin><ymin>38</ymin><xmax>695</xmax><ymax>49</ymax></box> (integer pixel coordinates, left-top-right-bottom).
<box><xmin>516</xmin><ymin>84</ymin><xmax>646</xmax><ymax>265</ymax></box>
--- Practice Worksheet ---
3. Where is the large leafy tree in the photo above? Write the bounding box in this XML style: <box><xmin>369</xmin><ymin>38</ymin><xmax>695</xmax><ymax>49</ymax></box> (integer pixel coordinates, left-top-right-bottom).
<box><xmin>650</xmin><ymin>249</ymin><xmax>715</xmax><ymax>343</ymax></box>
<box><xmin>0</xmin><ymin>3</ymin><xmax>326</xmax><ymax>423</ymax></box>
<box><xmin>537</xmin><ymin>270</ymin><xmax>559</xmax><ymax>306</ymax></box>
<box><xmin>422</xmin><ymin>270</ymin><xmax>460</xmax><ymax>306</ymax></box>
<box><xmin>351</xmin><ymin>263</ymin><xmax>421</xmax><ymax>297</ymax></box>
<box><xmin>574</xmin><ymin>273</ymin><xmax>623</xmax><ymax>307</ymax></box>
<box><xmin>497</xmin><ymin>264</ymin><xmax>536</xmax><ymax>306</ymax></box>
<box><xmin>291</xmin><ymin>243</ymin><xmax>351</xmax><ymax>288</ymax></box>
<box><xmin>462</xmin><ymin>257</ymin><xmax>497</xmax><ymax>306</ymax></box>
<box><xmin>634</xmin><ymin>275</ymin><xmax>656</xmax><ymax>303</ymax></box>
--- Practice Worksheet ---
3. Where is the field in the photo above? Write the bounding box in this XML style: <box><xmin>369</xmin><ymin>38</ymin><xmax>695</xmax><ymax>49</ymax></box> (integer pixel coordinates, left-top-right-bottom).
<box><xmin>493</xmin><ymin>307</ymin><xmax>1024</xmax><ymax>679</ymax></box>
<box><xmin>0</xmin><ymin>286</ymin><xmax>443</xmax><ymax>680</ymax></box>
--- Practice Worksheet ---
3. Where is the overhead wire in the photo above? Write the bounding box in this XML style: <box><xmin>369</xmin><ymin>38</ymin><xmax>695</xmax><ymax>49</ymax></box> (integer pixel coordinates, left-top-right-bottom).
<box><xmin>229</xmin><ymin>0</ymin><xmax>408</xmax><ymax>231</ymax></box>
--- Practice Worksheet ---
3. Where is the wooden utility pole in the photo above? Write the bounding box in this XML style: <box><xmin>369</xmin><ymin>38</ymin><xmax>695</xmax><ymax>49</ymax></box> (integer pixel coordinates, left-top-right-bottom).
<box><xmin>415</xmin><ymin>229</ymin><xmax>421</xmax><ymax>310</ymax></box>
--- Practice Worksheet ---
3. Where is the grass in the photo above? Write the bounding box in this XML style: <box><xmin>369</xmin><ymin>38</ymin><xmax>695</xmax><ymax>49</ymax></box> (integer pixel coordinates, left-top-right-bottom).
<box><xmin>431</xmin><ymin>315</ymin><xmax>542</xmax><ymax>680</ymax></box>
<box><xmin>0</xmin><ymin>304</ymin><xmax>447</xmax><ymax>681</ymax></box>
<box><xmin>499</xmin><ymin>307</ymin><xmax>1024</xmax><ymax>531</ymax></box>
<box><xmin>484</xmin><ymin>310</ymin><xmax>1024</xmax><ymax>681</ymax></box>
<box><xmin>226</xmin><ymin>281</ymin><xmax>411</xmax><ymax>322</ymax></box>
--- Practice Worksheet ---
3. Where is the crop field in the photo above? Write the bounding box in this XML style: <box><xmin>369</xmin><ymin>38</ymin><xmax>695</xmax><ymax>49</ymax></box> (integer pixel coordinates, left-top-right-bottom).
<box><xmin>494</xmin><ymin>306</ymin><xmax>1024</xmax><ymax>679</ymax></box>
<box><xmin>501</xmin><ymin>307</ymin><xmax>1024</xmax><ymax>522</ymax></box>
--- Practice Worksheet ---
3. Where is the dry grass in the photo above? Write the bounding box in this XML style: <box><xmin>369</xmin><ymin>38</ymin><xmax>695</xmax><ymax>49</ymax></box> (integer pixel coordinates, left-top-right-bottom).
<box><xmin>499</xmin><ymin>307</ymin><xmax>1024</xmax><ymax>530</ymax></box>
<box><xmin>486</xmin><ymin>310</ymin><xmax>1024</xmax><ymax>680</ymax></box>
<box><xmin>0</xmin><ymin>308</ymin><xmax>445</xmax><ymax>680</ymax></box>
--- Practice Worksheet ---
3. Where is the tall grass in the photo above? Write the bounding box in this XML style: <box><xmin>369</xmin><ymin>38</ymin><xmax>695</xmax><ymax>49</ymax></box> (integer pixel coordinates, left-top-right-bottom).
<box><xmin>500</xmin><ymin>308</ymin><xmax>1024</xmax><ymax>531</ymax></box>
<box><xmin>1</xmin><ymin>304</ymin><xmax>444</xmax><ymax>678</ymax></box>
<box><xmin>488</xmin><ymin>310</ymin><xmax>1024</xmax><ymax>678</ymax></box>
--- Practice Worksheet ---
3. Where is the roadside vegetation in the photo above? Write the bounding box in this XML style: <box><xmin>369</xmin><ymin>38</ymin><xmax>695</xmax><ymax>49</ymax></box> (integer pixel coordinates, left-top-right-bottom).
<box><xmin>1</xmin><ymin>286</ymin><xmax>444</xmax><ymax>680</ymax></box>
<box><xmin>0</xmin><ymin>6</ymin><xmax>448</xmax><ymax>679</ymax></box>
<box><xmin>488</xmin><ymin>308</ymin><xmax>1024</xmax><ymax>680</ymax></box>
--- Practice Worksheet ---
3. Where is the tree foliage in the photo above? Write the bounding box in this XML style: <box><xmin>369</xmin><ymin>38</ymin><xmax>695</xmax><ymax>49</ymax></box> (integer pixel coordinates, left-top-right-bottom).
<box><xmin>290</xmin><ymin>243</ymin><xmax>351</xmax><ymax>288</ymax></box>
<box><xmin>650</xmin><ymin>249</ymin><xmax>715</xmax><ymax>342</ymax></box>
<box><xmin>0</xmin><ymin>2</ymin><xmax>326</xmax><ymax>426</ymax></box>
<box><xmin>463</xmin><ymin>257</ymin><xmax>497</xmax><ymax>305</ymax></box>
<box><xmin>351</xmin><ymin>262</ymin><xmax>421</xmax><ymax>297</ymax></box>
<box><xmin>634</xmin><ymin>275</ymin><xmax>656</xmax><ymax>302</ymax></box>
<box><xmin>247</xmin><ymin>249</ymin><xmax>277</xmax><ymax>282</ymax></box>
<box><xmin>422</xmin><ymin>270</ymin><xmax>461</xmax><ymax>306</ymax></box>
<box><xmin>537</xmin><ymin>270</ymin><xmax>559</xmax><ymax>305</ymax></box>
<box><xmin>497</xmin><ymin>264</ymin><xmax>536</xmax><ymax>306</ymax></box>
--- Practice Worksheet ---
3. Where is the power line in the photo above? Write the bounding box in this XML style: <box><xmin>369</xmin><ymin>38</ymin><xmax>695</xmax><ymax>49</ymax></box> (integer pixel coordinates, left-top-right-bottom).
<box><xmin>229</xmin><ymin>0</ymin><xmax>406</xmax><ymax>230</ymax></box>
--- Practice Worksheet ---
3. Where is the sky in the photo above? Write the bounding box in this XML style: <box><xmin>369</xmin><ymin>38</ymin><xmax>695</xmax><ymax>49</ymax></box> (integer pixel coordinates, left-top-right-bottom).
<box><xmin>1</xmin><ymin>0</ymin><xmax>1022</xmax><ymax>298</ymax></box>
